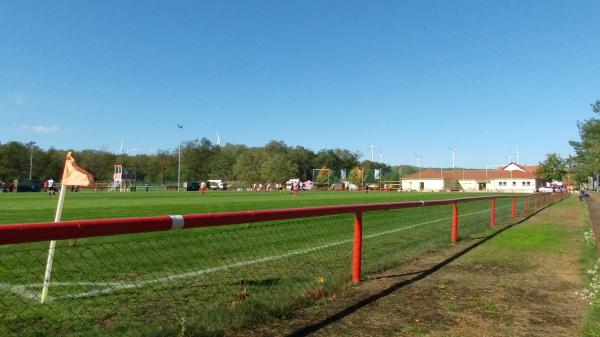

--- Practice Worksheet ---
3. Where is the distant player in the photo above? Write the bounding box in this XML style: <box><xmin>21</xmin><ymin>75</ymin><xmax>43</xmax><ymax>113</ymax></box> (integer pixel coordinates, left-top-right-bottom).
<box><xmin>47</xmin><ymin>178</ymin><xmax>56</xmax><ymax>196</ymax></box>
<box><xmin>200</xmin><ymin>181</ymin><xmax>206</xmax><ymax>195</ymax></box>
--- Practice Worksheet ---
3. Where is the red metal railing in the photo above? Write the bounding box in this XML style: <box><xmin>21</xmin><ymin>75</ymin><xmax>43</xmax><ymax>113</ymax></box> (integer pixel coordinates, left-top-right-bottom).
<box><xmin>0</xmin><ymin>192</ymin><xmax>568</xmax><ymax>282</ymax></box>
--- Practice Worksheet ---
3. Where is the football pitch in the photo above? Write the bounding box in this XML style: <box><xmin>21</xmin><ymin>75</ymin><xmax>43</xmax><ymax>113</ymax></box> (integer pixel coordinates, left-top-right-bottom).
<box><xmin>0</xmin><ymin>190</ymin><xmax>528</xmax><ymax>337</ymax></box>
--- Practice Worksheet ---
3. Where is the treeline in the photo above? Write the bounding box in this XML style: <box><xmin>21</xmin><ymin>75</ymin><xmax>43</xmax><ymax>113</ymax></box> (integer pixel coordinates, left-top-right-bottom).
<box><xmin>570</xmin><ymin>99</ymin><xmax>600</xmax><ymax>184</ymax></box>
<box><xmin>0</xmin><ymin>139</ymin><xmax>419</xmax><ymax>185</ymax></box>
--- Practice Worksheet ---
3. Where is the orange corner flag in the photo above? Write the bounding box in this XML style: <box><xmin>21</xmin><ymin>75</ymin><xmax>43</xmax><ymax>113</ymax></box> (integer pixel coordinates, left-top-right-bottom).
<box><xmin>61</xmin><ymin>152</ymin><xmax>94</xmax><ymax>186</ymax></box>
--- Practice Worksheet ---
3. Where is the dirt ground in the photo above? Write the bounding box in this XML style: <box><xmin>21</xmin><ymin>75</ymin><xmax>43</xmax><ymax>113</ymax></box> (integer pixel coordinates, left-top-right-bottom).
<box><xmin>240</xmin><ymin>195</ymin><xmax>590</xmax><ymax>337</ymax></box>
<box><xmin>587</xmin><ymin>192</ymin><xmax>600</xmax><ymax>256</ymax></box>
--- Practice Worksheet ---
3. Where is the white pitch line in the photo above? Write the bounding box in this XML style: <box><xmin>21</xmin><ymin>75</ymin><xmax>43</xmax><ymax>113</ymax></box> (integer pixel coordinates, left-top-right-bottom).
<box><xmin>3</xmin><ymin>205</ymin><xmax>511</xmax><ymax>302</ymax></box>
<box><xmin>0</xmin><ymin>282</ymin><xmax>40</xmax><ymax>301</ymax></box>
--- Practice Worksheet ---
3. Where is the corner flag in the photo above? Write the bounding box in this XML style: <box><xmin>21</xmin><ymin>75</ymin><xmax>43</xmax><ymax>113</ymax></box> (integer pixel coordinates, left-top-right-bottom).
<box><xmin>41</xmin><ymin>152</ymin><xmax>94</xmax><ymax>303</ymax></box>
<box><xmin>61</xmin><ymin>152</ymin><xmax>94</xmax><ymax>186</ymax></box>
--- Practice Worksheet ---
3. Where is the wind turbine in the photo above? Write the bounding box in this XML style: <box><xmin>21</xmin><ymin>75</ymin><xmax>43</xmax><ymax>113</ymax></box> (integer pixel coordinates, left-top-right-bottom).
<box><xmin>514</xmin><ymin>147</ymin><xmax>519</xmax><ymax>164</ymax></box>
<box><xmin>413</xmin><ymin>152</ymin><xmax>420</xmax><ymax>168</ymax></box>
<box><xmin>215</xmin><ymin>130</ymin><xmax>222</xmax><ymax>146</ymax></box>
<box><xmin>370</xmin><ymin>144</ymin><xmax>376</xmax><ymax>161</ymax></box>
<box><xmin>449</xmin><ymin>144</ymin><xmax>456</xmax><ymax>169</ymax></box>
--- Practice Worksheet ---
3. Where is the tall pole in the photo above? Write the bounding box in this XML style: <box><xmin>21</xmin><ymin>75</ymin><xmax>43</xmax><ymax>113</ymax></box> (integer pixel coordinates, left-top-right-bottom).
<box><xmin>29</xmin><ymin>141</ymin><xmax>35</xmax><ymax>180</ymax></box>
<box><xmin>177</xmin><ymin>124</ymin><xmax>183</xmax><ymax>191</ymax></box>
<box><xmin>449</xmin><ymin>145</ymin><xmax>455</xmax><ymax>169</ymax></box>
<box><xmin>370</xmin><ymin>145</ymin><xmax>375</xmax><ymax>161</ymax></box>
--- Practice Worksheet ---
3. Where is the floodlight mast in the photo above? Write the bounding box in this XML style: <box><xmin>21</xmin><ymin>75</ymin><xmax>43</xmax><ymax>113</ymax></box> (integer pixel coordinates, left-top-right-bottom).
<box><xmin>177</xmin><ymin>124</ymin><xmax>183</xmax><ymax>191</ymax></box>
<box><xmin>413</xmin><ymin>153</ymin><xmax>420</xmax><ymax>179</ymax></box>
<box><xmin>28</xmin><ymin>141</ymin><xmax>35</xmax><ymax>180</ymax></box>
<box><xmin>449</xmin><ymin>145</ymin><xmax>456</xmax><ymax>169</ymax></box>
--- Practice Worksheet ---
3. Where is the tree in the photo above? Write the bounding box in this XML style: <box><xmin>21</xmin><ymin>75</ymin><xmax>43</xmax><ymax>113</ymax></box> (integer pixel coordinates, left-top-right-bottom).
<box><xmin>569</xmin><ymin>99</ymin><xmax>600</xmax><ymax>184</ymax></box>
<box><xmin>0</xmin><ymin>142</ymin><xmax>28</xmax><ymax>180</ymax></box>
<box><xmin>347</xmin><ymin>166</ymin><xmax>363</xmax><ymax>186</ymax></box>
<box><xmin>181</xmin><ymin>138</ymin><xmax>216</xmax><ymax>181</ymax></box>
<box><xmin>77</xmin><ymin>149</ymin><xmax>116</xmax><ymax>181</ymax></box>
<box><xmin>315</xmin><ymin>166</ymin><xmax>331</xmax><ymax>184</ymax></box>
<box><xmin>260</xmin><ymin>152</ymin><xmax>298</xmax><ymax>183</ymax></box>
<box><xmin>210</xmin><ymin>144</ymin><xmax>246</xmax><ymax>180</ymax></box>
<box><xmin>233</xmin><ymin>148</ymin><xmax>265</xmax><ymax>183</ymax></box>
<box><xmin>290</xmin><ymin>146</ymin><xmax>315</xmax><ymax>180</ymax></box>
<box><xmin>536</xmin><ymin>153</ymin><xmax>567</xmax><ymax>182</ymax></box>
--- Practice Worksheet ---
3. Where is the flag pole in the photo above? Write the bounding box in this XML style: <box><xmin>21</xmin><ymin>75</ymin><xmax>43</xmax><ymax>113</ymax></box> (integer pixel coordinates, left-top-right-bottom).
<box><xmin>40</xmin><ymin>183</ymin><xmax>66</xmax><ymax>303</ymax></box>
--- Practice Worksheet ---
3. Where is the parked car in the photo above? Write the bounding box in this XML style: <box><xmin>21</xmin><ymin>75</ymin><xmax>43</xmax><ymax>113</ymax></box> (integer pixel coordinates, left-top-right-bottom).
<box><xmin>538</xmin><ymin>186</ymin><xmax>557</xmax><ymax>193</ymax></box>
<box><xmin>208</xmin><ymin>179</ymin><xmax>227</xmax><ymax>190</ymax></box>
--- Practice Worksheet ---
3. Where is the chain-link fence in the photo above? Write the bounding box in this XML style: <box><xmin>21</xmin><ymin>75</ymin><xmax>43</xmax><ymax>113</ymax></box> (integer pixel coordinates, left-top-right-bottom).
<box><xmin>0</xmin><ymin>193</ymin><xmax>566</xmax><ymax>337</ymax></box>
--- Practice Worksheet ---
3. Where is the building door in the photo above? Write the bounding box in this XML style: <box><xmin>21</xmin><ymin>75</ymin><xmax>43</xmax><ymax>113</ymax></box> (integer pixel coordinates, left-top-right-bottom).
<box><xmin>419</xmin><ymin>182</ymin><xmax>424</xmax><ymax>191</ymax></box>
<box><xmin>478</xmin><ymin>182</ymin><xmax>486</xmax><ymax>191</ymax></box>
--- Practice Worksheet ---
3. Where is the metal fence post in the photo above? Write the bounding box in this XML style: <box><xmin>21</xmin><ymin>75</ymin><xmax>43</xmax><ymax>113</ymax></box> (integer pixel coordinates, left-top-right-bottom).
<box><xmin>451</xmin><ymin>202</ymin><xmax>458</xmax><ymax>243</ymax></box>
<box><xmin>490</xmin><ymin>199</ymin><xmax>496</xmax><ymax>226</ymax></box>
<box><xmin>511</xmin><ymin>198</ymin><xmax>516</xmax><ymax>218</ymax></box>
<box><xmin>524</xmin><ymin>196</ymin><xmax>529</xmax><ymax>211</ymax></box>
<box><xmin>352</xmin><ymin>212</ymin><xmax>363</xmax><ymax>283</ymax></box>
<box><xmin>541</xmin><ymin>194</ymin><xmax>545</xmax><ymax>207</ymax></box>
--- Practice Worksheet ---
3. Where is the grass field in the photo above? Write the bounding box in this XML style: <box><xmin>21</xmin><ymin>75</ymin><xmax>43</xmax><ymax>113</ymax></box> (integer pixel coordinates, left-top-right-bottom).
<box><xmin>0</xmin><ymin>190</ymin><xmax>534</xmax><ymax>337</ymax></box>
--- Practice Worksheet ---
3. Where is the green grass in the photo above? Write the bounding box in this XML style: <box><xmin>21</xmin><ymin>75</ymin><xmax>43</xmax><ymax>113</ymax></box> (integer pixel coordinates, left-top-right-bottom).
<box><xmin>0</xmin><ymin>190</ymin><xmax>541</xmax><ymax>337</ymax></box>
<box><xmin>461</xmin><ymin>196</ymin><xmax>576</xmax><ymax>271</ymax></box>
<box><xmin>0</xmin><ymin>190</ymin><xmax>493</xmax><ymax>225</ymax></box>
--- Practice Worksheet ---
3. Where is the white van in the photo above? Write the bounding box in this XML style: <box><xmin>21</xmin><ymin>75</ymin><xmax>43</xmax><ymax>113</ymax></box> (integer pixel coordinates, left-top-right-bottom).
<box><xmin>208</xmin><ymin>179</ymin><xmax>227</xmax><ymax>190</ymax></box>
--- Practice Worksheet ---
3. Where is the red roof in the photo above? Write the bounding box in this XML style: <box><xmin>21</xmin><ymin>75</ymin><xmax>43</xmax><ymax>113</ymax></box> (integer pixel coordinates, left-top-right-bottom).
<box><xmin>402</xmin><ymin>168</ymin><xmax>539</xmax><ymax>180</ymax></box>
<box><xmin>498</xmin><ymin>162</ymin><xmax>539</xmax><ymax>174</ymax></box>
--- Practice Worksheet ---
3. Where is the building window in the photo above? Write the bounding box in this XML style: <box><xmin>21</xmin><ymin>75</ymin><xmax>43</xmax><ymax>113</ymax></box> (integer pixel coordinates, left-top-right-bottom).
<box><xmin>512</xmin><ymin>181</ymin><xmax>516</xmax><ymax>186</ymax></box>
<box><xmin>522</xmin><ymin>181</ymin><xmax>526</xmax><ymax>186</ymax></box>
<box><xmin>527</xmin><ymin>182</ymin><xmax>531</xmax><ymax>186</ymax></box>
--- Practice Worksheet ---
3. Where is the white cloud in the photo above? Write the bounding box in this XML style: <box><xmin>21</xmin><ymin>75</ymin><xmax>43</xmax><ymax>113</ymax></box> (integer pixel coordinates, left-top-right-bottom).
<box><xmin>13</xmin><ymin>94</ymin><xmax>25</xmax><ymax>105</ymax></box>
<box><xmin>21</xmin><ymin>125</ymin><xmax>60</xmax><ymax>133</ymax></box>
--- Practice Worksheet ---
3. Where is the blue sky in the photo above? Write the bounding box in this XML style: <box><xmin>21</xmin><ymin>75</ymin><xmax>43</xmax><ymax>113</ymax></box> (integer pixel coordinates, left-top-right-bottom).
<box><xmin>1</xmin><ymin>1</ymin><xmax>599</xmax><ymax>168</ymax></box>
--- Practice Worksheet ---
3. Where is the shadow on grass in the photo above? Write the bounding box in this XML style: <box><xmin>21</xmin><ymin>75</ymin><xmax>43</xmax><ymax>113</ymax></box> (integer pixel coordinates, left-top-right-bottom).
<box><xmin>286</xmin><ymin>197</ymin><xmax>567</xmax><ymax>337</ymax></box>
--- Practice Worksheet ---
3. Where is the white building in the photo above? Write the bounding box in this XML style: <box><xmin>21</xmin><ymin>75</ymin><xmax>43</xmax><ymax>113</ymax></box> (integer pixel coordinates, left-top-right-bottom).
<box><xmin>401</xmin><ymin>163</ymin><xmax>543</xmax><ymax>193</ymax></box>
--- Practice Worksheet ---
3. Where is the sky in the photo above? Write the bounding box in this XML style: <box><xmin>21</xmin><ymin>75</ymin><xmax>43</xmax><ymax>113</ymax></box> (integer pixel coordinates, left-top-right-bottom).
<box><xmin>1</xmin><ymin>1</ymin><xmax>599</xmax><ymax>168</ymax></box>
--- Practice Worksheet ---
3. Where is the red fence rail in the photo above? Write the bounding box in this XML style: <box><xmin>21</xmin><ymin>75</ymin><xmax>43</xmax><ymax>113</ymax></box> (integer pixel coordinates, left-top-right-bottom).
<box><xmin>0</xmin><ymin>192</ymin><xmax>568</xmax><ymax>283</ymax></box>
